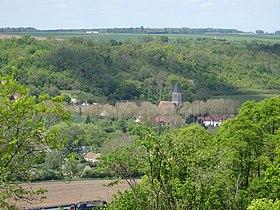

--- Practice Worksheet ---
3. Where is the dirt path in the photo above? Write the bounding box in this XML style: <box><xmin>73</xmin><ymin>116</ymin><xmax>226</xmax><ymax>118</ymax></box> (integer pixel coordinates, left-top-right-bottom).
<box><xmin>15</xmin><ymin>179</ymin><xmax>131</xmax><ymax>209</ymax></box>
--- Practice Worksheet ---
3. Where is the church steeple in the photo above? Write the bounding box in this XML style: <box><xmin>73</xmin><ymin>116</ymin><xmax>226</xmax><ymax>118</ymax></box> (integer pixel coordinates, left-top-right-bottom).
<box><xmin>172</xmin><ymin>83</ymin><xmax>182</xmax><ymax>106</ymax></box>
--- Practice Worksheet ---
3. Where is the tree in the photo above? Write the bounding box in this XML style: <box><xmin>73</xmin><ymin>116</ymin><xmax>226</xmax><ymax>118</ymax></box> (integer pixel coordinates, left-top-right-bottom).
<box><xmin>103</xmin><ymin>97</ymin><xmax>280</xmax><ymax>210</ymax></box>
<box><xmin>217</xmin><ymin>97</ymin><xmax>280</xmax><ymax>208</ymax></box>
<box><xmin>48</xmin><ymin>122</ymin><xmax>109</xmax><ymax>153</ymax></box>
<box><xmin>102</xmin><ymin>124</ymin><xmax>232</xmax><ymax>210</ymax></box>
<box><xmin>158</xmin><ymin>36</ymin><xmax>169</xmax><ymax>43</ymax></box>
<box><xmin>115</xmin><ymin>102</ymin><xmax>138</xmax><ymax>119</ymax></box>
<box><xmin>255</xmin><ymin>30</ymin><xmax>265</xmax><ymax>34</ymax></box>
<box><xmin>249</xmin><ymin>146</ymin><xmax>280</xmax><ymax>201</ymax></box>
<box><xmin>85</xmin><ymin>115</ymin><xmax>92</xmax><ymax>124</ymax></box>
<box><xmin>137</xmin><ymin>102</ymin><xmax>159</xmax><ymax>124</ymax></box>
<box><xmin>0</xmin><ymin>77</ymin><xmax>68</xmax><ymax>208</ymax></box>
<box><xmin>247</xmin><ymin>199</ymin><xmax>280</xmax><ymax>210</ymax></box>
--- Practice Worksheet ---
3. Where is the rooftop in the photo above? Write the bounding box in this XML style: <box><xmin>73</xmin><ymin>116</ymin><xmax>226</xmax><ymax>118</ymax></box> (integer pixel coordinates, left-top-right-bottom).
<box><xmin>158</xmin><ymin>101</ymin><xmax>175</xmax><ymax>110</ymax></box>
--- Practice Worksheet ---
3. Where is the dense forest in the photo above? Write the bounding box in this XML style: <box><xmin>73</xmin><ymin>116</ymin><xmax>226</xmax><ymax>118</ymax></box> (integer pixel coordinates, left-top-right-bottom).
<box><xmin>0</xmin><ymin>36</ymin><xmax>279</xmax><ymax>103</ymax></box>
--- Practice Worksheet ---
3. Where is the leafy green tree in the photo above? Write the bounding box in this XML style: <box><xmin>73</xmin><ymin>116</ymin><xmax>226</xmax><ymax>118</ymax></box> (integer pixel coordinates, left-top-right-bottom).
<box><xmin>0</xmin><ymin>77</ymin><xmax>68</xmax><ymax>208</ymax></box>
<box><xmin>103</xmin><ymin>97</ymin><xmax>280</xmax><ymax>210</ymax></box>
<box><xmin>102</xmin><ymin>124</ymin><xmax>233</xmax><ymax>210</ymax></box>
<box><xmin>255</xmin><ymin>30</ymin><xmax>265</xmax><ymax>34</ymax></box>
<box><xmin>85</xmin><ymin>115</ymin><xmax>92</xmax><ymax>124</ymax></box>
<box><xmin>249</xmin><ymin>147</ymin><xmax>280</xmax><ymax>201</ymax></box>
<box><xmin>217</xmin><ymin>97</ymin><xmax>280</xmax><ymax>208</ymax></box>
<box><xmin>48</xmin><ymin>122</ymin><xmax>109</xmax><ymax>152</ymax></box>
<box><xmin>247</xmin><ymin>199</ymin><xmax>280</xmax><ymax>210</ymax></box>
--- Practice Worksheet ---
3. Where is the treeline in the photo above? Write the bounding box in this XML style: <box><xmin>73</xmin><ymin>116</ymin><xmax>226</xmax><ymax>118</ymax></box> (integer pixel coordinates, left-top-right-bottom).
<box><xmin>2</xmin><ymin>27</ymin><xmax>280</xmax><ymax>35</ymax></box>
<box><xmin>96</xmin><ymin>27</ymin><xmax>244</xmax><ymax>34</ymax></box>
<box><xmin>0</xmin><ymin>36</ymin><xmax>280</xmax><ymax>103</ymax></box>
<box><xmin>1</xmin><ymin>27</ymin><xmax>280</xmax><ymax>34</ymax></box>
<box><xmin>0</xmin><ymin>27</ymin><xmax>37</xmax><ymax>32</ymax></box>
<box><xmin>0</xmin><ymin>27</ymin><xmax>243</xmax><ymax>34</ymax></box>
<box><xmin>68</xmin><ymin>99</ymin><xmax>240</xmax><ymax>126</ymax></box>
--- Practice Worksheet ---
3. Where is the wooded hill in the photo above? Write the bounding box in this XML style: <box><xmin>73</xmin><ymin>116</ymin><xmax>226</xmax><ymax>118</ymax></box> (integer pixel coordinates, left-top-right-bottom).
<box><xmin>0</xmin><ymin>35</ymin><xmax>279</xmax><ymax>103</ymax></box>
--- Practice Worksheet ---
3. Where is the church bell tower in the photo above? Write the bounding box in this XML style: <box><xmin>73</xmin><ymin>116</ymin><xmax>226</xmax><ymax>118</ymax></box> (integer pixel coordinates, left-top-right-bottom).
<box><xmin>172</xmin><ymin>83</ymin><xmax>182</xmax><ymax>107</ymax></box>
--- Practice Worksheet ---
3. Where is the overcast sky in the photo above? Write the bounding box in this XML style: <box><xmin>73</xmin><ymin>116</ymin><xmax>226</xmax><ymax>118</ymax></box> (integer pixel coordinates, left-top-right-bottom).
<box><xmin>0</xmin><ymin>0</ymin><xmax>279</xmax><ymax>32</ymax></box>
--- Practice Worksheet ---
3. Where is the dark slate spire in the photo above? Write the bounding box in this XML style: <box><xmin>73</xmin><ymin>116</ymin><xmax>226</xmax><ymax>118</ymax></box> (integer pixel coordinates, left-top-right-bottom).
<box><xmin>172</xmin><ymin>83</ymin><xmax>181</xmax><ymax>94</ymax></box>
<box><xmin>172</xmin><ymin>83</ymin><xmax>182</xmax><ymax>106</ymax></box>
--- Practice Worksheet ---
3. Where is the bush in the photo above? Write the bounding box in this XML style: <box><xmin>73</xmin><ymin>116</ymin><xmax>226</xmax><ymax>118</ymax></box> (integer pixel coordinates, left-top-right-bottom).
<box><xmin>247</xmin><ymin>199</ymin><xmax>280</xmax><ymax>210</ymax></box>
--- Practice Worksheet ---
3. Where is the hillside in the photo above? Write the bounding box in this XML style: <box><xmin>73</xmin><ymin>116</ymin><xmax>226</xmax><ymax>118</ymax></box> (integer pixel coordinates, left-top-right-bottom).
<box><xmin>0</xmin><ymin>35</ymin><xmax>279</xmax><ymax>103</ymax></box>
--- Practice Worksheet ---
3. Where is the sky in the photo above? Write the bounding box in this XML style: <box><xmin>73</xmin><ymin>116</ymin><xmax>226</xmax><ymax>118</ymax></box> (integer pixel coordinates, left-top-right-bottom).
<box><xmin>0</xmin><ymin>0</ymin><xmax>279</xmax><ymax>32</ymax></box>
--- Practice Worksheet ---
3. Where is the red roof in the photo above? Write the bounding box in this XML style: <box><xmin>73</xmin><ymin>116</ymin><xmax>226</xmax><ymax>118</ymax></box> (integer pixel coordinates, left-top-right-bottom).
<box><xmin>158</xmin><ymin>101</ymin><xmax>175</xmax><ymax>110</ymax></box>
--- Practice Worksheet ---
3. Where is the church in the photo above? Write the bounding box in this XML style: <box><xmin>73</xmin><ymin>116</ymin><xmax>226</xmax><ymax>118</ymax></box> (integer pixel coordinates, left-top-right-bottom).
<box><xmin>158</xmin><ymin>83</ymin><xmax>182</xmax><ymax>110</ymax></box>
<box><xmin>156</xmin><ymin>83</ymin><xmax>183</xmax><ymax>124</ymax></box>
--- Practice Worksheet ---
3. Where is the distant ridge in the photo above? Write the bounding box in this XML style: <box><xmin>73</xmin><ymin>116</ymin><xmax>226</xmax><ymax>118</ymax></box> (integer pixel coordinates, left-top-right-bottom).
<box><xmin>2</xmin><ymin>27</ymin><xmax>279</xmax><ymax>34</ymax></box>
<box><xmin>0</xmin><ymin>27</ymin><xmax>244</xmax><ymax>34</ymax></box>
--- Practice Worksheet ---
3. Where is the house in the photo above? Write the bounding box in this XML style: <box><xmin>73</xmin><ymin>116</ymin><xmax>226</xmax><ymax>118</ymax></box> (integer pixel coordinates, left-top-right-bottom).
<box><xmin>85</xmin><ymin>31</ymin><xmax>99</xmax><ymax>34</ymax></box>
<box><xmin>9</xmin><ymin>93</ymin><xmax>21</xmax><ymax>101</ymax></box>
<box><xmin>158</xmin><ymin>101</ymin><xmax>176</xmax><ymax>110</ymax></box>
<box><xmin>81</xmin><ymin>101</ymin><xmax>90</xmax><ymax>106</ymax></box>
<box><xmin>199</xmin><ymin>115</ymin><xmax>222</xmax><ymax>127</ymax></box>
<box><xmin>70</xmin><ymin>98</ymin><xmax>78</xmax><ymax>104</ymax></box>
<box><xmin>84</xmin><ymin>152</ymin><xmax>100</xmax><ymax>166</ymax></box>
<box><xmin>197</xmin><ymin>115</ymin><xmax>234</xmax><ymax>127</ymax></box>
<box><xmin>135</xmin><ymin>115</ymin><xmax>142</xmax><ymax>123</ymax></box>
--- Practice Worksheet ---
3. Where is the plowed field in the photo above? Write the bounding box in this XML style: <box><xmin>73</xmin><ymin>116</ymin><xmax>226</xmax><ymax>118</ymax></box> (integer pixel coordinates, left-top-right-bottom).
<box><xmin>15</xmin><ymin>179</ymin><xmax>130</xmax><ymax>209</ymax></box>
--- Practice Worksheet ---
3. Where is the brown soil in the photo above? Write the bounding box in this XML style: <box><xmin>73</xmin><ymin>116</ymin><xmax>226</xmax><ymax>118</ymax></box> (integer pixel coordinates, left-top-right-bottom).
<box><xmin>14</xmin><ymin>179</ymin><xmax>130</xmax><ymax>209</ymax></box>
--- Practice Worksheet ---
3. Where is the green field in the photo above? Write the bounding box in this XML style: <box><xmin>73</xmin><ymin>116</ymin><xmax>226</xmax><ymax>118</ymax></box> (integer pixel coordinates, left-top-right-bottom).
<box><xmin>211</xmin><ymin>93</ymin><xmax>280</xmax><ymax>103</ymax></box>
<box><xmin>1</xmin><ymin>31</ymin><xmax>280</xmax><ymax>43</ymax></box>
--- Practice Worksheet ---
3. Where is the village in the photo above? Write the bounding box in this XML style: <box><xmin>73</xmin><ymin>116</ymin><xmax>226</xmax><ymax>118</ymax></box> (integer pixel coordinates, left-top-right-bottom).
<box><xmin>67</xmin><ymin>83</ymin><xmax>240</xmax><ymax>128</ymax></box>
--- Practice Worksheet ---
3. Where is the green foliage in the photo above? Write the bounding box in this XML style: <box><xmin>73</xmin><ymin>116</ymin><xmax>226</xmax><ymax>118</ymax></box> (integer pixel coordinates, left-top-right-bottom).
<box><xmin>102</xmin><ymin>97</ymin><xmax>280</xmax><ymax>210</ymax></box>
<box><xmin>102</xmin><ymin>124</ymin><xmax>230</xmax><ymax>209</ymax></box>
<box><xmin>247</xmin><ymin>199</ymin><xmax>280</xmax><ymax>210</ymax></box>
<box><xmin>47</xmin><ymin>122</ymin><xmax>109</xmax><ymax>152</ymax></box>
<box><xmin>99</xmin><ymin>137</ymin><xmax>144</xmax><ymax>179</ymax></box>
<box><xmin>61</xmin><ymin>153</ymin><xmax>85</xmax><ymax>178</ymax></box>
<box><xmin>1</xmin><ymin>35</ymin><xmax>280</xmax><ymax>209</ymax></box>
<box><xmin>0</xmin><ymin>36</ymin><xmax>279</xmax><ymax>103</ymax></box>
<box><xmin>106</xmin><ymin>181</ymin><xmax>151</xmax><ymax>210</ymax></box>
<box><xmin>216</xmin><ymin>97</ymin><xmax>280</xmax><ymax>208</ymax></box>
<box><xmin>0</xmin><ymin>77</ymin><xmax>68</xmax><ymax>208</ymax></box>
<box><xmin>249</xmin><ymin>147</ymin><xmax>280</xmax><ymax>201</ymax></box>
